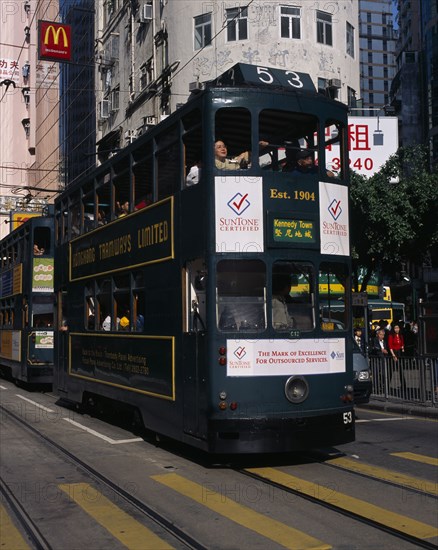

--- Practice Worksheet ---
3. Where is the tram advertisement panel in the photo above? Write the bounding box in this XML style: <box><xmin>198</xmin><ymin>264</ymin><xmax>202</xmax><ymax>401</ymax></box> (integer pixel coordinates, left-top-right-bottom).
<box><xmin>226</xmin><ymin>338</ymin><xmax>346</xmax><ymax>376</ymax></box>
<box><xmin>70</xmin><ymin>198</ymin><xmax>174</xmax><ymax>281</ymax></box>
<box><xmin>69</xmin><ymin>333</ymin><xmax>175</xmax><ymax>400</ymax></box>
<box><xmin>215</xmin><ymin>176</ymin><xmax>264</xmax><ymax>253</ymax></box>
<box><xmin>319</xmin><ymin>182</ymin><xmax>350</xmax><ymax>256</ymax></box>
<box><xmin>0</xmin><ymin>331</ymin><xmax>21</xmax><ymax>361</ymax></box>
<box><xmin>32</xmin><ymin>258</ymin><xmax>54</xmax><ymax>292</ymax></box>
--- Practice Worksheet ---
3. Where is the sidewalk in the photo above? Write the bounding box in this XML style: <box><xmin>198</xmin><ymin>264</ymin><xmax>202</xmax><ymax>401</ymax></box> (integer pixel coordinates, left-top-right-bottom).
<box><xmin>359</xmin><ymin>397</ymin><xmax>438</xmax><ymax>419</ymax></box>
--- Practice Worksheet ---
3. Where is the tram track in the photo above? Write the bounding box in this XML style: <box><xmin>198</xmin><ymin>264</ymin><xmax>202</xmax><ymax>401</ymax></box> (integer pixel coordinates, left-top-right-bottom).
<box><xmin>237</xmin><ymin>459</ymin><xmax>438</xmax><ymax>550</ymax></box>
<box><xmin>0</xmin><ymin>403</ymin><xmax>209</xmax><ymax>550</ymax></box>
<box><xmin>0</xmin><ymin>476</ymin><xmax>51</xmax><ymax>550</ymax></box>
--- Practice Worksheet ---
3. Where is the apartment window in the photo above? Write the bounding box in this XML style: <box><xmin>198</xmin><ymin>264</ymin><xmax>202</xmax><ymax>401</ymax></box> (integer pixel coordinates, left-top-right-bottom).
<box><xmin>140</xmin><ymin>58</ymin><xmax>154</xmax><ymax>90</ymax></box>
<box><xmin>194</xmin><ymin>13</ymin><xmax>212</xmax><ymax>50</ymax></box>
<box><xmin>280</xmin><ymin>6</ymin><xmax>301</xmax><ymax>39</ymax></box>
<box><xmin>226</xmin><ymin>7</ymin><xmax>248</xmax><ymax>41</ymax></box>
<box><xmin>110</xmin><ymin>86</ymin><xmax>119</xmax><ymax>112</ymax></box>
<box><xmin>316</xmin><ymin>11</ymin><xmax>332</xmax><ymax>46</ymax></box>
<box><xmin>347</xmin><ymin>87</ymin><xmax>356</xmax><ymax>108</ymax></box>
<box><xmin>346</xmin><ymin>22</ymin><xmax>354</xmax><ymax>57</ymax></box>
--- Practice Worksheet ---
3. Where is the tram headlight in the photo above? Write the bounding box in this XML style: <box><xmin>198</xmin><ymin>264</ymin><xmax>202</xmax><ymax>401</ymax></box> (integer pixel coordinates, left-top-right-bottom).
<box><xmin>284</xmin><ymin>376</ymin><xmax>309</xmax><ymax>404</ymax></box>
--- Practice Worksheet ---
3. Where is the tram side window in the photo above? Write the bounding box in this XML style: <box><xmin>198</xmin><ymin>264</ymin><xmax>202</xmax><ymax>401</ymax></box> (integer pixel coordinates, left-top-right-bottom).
<box><xmin>33</xmin><ymin>227</ymin><xmax>51</xmax><ymax>255</ymax></box>
<box><xmin>114</xmin><ymin>156</ymin><xmax>131</xmax><ymax>218</ymax></box>
<box><xmin>217</xmin><ymin>260</ymin><xmax>266</xmax><ymax>332</ymax></box>
<box><xmin>183</xmin><ymin>109</ymin><xmax>203</xmax><ymax>187</ymax></box>
<box><xmin>115</xmin><ymin>274</ymin><xmax>130</xmax><ymax>331</ymax></box>
<box><xmin>324</xmin><ymin>119</ymin><xmax>346</xmax><ymax>179</ymax></box>
<box><xmin>85</xmin><ymin>287</ymin><xmax>96</xmax><ymax>330</ymax></box>
<box><xmin>214</xmin><ymin>108</ymin><xmax>252</xmax><ymax>171</ymax></box>
<box><xmin>70</xmin><ymin>196</ymin><xmax>81</xmax><ymax>237</ymax></box>
<box><xmin>32</xmin><ymin>295</ymin><xmax>54</xmax><ymax>328</ymax></box>
<box><xmin>272</xmin><ymin>262</ymin><xmax>315</xmax><ymax>331</ymax></box>
<box><xmin>319</xmin><ymin>262</ymin><xmax>349</xmax><ymax>331</ymax></box>
<box><xmin>258</xmin><ymin>109</ymin><xmax>318</xmax><ymax>172</ymax></box>
<box><xmin>156</xmin><ymin>124</ymin><xmax>180</xmax><ymax>200</ymax></box>
<box><xmin>97</xmin><ymin>174</ymin><xmax>111</xmax><ymax>225</ymax></box>
<box><xmin>133</xmin><ymin>144</ymin><xmax>153</xmax><ymax>209</ymax></box>
<box><xmin>97</xmin><ymin>279</ymin><xmax>112</xmax><ymax>330</ymax></box>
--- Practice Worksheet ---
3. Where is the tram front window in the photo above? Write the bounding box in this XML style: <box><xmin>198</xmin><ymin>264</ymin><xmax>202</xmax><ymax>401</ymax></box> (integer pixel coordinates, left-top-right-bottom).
<box><xmin>319</xmin><ymin>262</ymin><xmax>349</xmax><ymax>331</ymax></box>
<box><xmin>217</xmin><ymin>260</ymin><xmax>266</xmax><ymax>332</ymax></box>
<box><xmin>272</xmin><ymin>262</ymin><xmax>314</xmax><ymax>331</ymax></box>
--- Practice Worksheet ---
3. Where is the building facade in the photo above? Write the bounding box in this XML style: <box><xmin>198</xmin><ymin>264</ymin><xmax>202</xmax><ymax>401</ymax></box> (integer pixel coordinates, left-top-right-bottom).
<box><xmin>95</xmin><ymin>0</ymin><xmax>360</xmax><ymax>160</ymax></box>
<box><xmin>0</xmin><ymin>0</ymin><xmax>60</xmax><ymax>239</ymax></box>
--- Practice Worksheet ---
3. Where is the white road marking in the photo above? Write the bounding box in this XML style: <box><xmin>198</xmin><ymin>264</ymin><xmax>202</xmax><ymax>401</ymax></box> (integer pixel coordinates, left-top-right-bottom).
<box><xmin>356</xmin><ymin>417</ymin><xmax>415</xmax><ymax>423</ymax></box>
<box><xmin>0</xmin><ymin>385</ymin><xmax>8</xmax><ymax>390</ymax></box>
<box><xmin>16</xmin><ymin>394</ymin><xmax>54</xmax><ymax>412</ymax></box>
<box><xmin>63</xmin><ymin>417</ymin><xmax>143</xmax><ymax>444</ymax></box>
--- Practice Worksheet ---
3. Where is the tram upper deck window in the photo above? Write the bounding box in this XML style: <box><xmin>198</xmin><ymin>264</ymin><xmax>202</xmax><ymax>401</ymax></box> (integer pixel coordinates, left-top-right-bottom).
<box><xmin>34</xmin><ymin>226</ymin><xmax>51</xmax><ymax>254</ymax></box>
<box><xmin>97</xmin><ymin>172</ymin><xmax>111</xmax><ymax>225</ymax></box>
<box><xmin>258</xmin><ymin>110</ymin><xmax>318</xmax><ymax>172</ymax></box>
<box><xmin>319</xmin><ymin>262</ymin><xmax>349</xmax><ymax>331</ymax></box>
<box><xmin>157</xmin><ymin>124</ymin><xmax>180</xmax><ymax>200</ymax></box>
<box><xmin>272</xmin><ymin>262</ymin><xmax>315</xmax><ymax>331</ymax></box>
<box><xmin>133</xmin><ymin>143</ymin><xmax>153</xmax><ymax>208</ymax></box>
<box><xmin>183</xmin><ymin>109</ymin><xmax>203</xmax><ymax>187</ymax></box>
<box><xmin>113</xmin><ymin>155</ymin><xmax>131</xmax><ymax>217</ymax></box>
<box><xmin>323</xmin><ymin>119</ymin><xmax>346</xmax><ymax>179</ymax></box>
<box><xmin>217</xmin><ymin>259</ymin><xmax>266</xmax><ymax>332</ymax></box>
<box><xmin>214</xmin><ymin>108</ymin><xmax>251</xmax><ymax>171</ymax></box>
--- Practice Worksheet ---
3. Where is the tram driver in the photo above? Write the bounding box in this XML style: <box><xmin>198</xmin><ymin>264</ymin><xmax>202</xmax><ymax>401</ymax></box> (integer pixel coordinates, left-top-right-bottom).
<box><xmin>272</xmin><ymin>273</ymin><xmax>296</xmax><ymax>330</ymax></box>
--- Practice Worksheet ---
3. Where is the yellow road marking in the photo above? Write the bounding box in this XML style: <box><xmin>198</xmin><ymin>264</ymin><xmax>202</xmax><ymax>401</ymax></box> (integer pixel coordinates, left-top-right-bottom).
<box><xmin>0</xmin><ymin>504</ymin><xmax>31</xmax><ymax>550</ymax></box>
<box><xmin>246</xmin><ymin>467</ymin><xmax>438</xmax><ymax>540</ymax></box>
<box><xmin>328</xmin><ymin>457</ymin><xmax>438</xmax><ymax>496</ymax></box>
<box><xmin>152</xmin><ymin>473</ymin><xmax>331</xmax><ymax>550</ymax></box>
<box><xmin>391</xmin><ymin>452</ymin><xmax>438</xmax><ymax>467</ymax></box>
<box><xmin>58</xmin><ymin>483</ymin><xmax>173</xmax><ymax>550</ymax></box>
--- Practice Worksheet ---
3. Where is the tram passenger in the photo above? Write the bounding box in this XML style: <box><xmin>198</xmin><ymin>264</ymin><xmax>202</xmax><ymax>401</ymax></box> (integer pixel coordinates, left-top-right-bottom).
<box><xmin>186</xmin><ymin>159</ymin><xmax>202</xmax><ymax>186</ymax></box>
<box><xmin>33</xmin><ymin>244</ymin><xmax>44</xmax><ymax>255</ymax></box>
<box><xmin>97</xmin><ymin>209</ymin><xmax>107</xmax><ymax>226</ymax></box>
<box><xmin>116</xmin><ymin>201</ymin><xmax>130</xmax><ymax>217</ymax></box>
<box><xmin>214</xmin><ymin>140</ymin><xmax>248</xmax><ymax>170</ymax></box>
<box><xmin>289</xmin><ymin>149</ymin><xmax>335</xmax><ymax>178</ymax></box>
<box><xmin>272</xmin><ymin>273</ymin><xmax>295</xmax><ymax>330</ymax></box>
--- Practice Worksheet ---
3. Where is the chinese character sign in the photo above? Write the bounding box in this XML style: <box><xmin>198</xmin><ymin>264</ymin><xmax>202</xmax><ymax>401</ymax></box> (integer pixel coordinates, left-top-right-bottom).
<box><xmin>326</xmin><ymin>116</ymin><xmax>399</xmax><ymax>177</ymax></box>
<box><xmin>0</xmin><ymin>58</ymin><xmax>20</xmax><ymax>85</ymax></box>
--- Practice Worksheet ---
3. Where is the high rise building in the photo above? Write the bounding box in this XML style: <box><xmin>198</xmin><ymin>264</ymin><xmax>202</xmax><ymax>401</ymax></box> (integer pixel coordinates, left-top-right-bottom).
<box><xmin>359</xmin><ymin>0</ymin><xmax>397</xmax><ymax>110</ymax></box>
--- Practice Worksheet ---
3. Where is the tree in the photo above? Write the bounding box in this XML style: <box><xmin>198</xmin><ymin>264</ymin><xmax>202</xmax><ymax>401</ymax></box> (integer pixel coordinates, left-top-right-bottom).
<box><xmin>349</xmin><ymin>145</ymin><xmax>438</xmax><ymax>292</ymax></box>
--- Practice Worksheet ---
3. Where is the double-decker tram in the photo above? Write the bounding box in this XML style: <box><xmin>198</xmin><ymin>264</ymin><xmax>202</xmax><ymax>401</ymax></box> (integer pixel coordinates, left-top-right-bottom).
<box><xmin>55</xmin><ymin>63</ymin><xmax>354</xmax><ymax>453</ymax></box>
<box><xmin>0</xmin><ymin>214</ymin><xmax>55</xmax><ymax>384</ymax></box>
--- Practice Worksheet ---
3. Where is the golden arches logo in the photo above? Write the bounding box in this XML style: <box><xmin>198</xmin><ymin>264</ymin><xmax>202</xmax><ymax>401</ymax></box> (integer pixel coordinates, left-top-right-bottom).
<box><xmin>43</xmin><ymin>25</ymin><xmax>69</xmax><ymax>47</ymax></box>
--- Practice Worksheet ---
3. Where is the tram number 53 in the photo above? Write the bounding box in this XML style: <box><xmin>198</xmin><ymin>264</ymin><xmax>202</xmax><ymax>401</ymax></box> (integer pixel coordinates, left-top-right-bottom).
<box><xmin>256</xmin><ymin>66</ymin><xmax>304</xmax><ymax>89</ymax></box>
<box><xmin>343</xmin><ymin>411</ymin><xmax>353</xmax><ymax>424</ymax></box>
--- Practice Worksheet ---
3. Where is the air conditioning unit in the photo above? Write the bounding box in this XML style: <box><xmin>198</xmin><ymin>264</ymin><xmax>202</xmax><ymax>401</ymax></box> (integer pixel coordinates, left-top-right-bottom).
<box><xmin>328</xmin><ymin>78</ymin><xmax>341</xmax><ymax>89</ymax></box>
<box><xmin>189</xmin><ymin>81</ymin><xmax>203</xmax><ymax>92</ymax></box>
<box><xmin>124</xmin><ymin>129</ymin><xmax>137</xmax><ymax>143</ymax></box>
<box><xmin>139</xmin><ymin>3</ymin><xmax>153</xmax><ymax>23</ymax></box>
<box><xmin>100</xmin><ymin>99</ymin><xmax>110</xmax><ymax>119</ymax></box>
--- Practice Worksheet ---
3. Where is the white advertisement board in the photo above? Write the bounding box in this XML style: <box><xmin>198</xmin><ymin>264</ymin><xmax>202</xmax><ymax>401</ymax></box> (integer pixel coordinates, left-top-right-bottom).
<box><xmin>215</xmin><ymin>176</ymin><xmax>264</xmax><ymax>253</ymax></box>
<box><xmin>227</xmin><ymin>338</ymin><xmax>346</xmax><ymax>376</ymax></box>
<box><xmin>319</xmin><ymin>181</ymin><xmax>350</xmax><ymax>256</ymax></box>
<box><xmin>326</xmin><ymin>116</ymin><xmax>399</xmax><ymax>177</ymax></box>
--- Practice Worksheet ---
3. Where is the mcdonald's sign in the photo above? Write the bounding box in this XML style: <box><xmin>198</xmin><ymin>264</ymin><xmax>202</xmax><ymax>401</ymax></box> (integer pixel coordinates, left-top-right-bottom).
<box><xmin>39</xmin><ymin>20</ymin><xmax>72</xmax><ymax>62</ymax></box>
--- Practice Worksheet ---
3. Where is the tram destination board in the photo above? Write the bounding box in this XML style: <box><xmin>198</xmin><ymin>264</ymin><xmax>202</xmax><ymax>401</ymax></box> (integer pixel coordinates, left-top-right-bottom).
<box><xmin>268</xmin><ymin>212</ymin><xmax>318</xmax><ymax>248</ymax></box>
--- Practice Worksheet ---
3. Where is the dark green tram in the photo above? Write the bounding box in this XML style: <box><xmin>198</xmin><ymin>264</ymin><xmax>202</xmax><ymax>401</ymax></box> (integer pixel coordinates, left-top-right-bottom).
<box><xmin>0</xmin><ymin>215</ymin><xmax>54</xmax><ymax>384</ymax></box>
<box><xmin>55</xmin><ymin>64</ymin><xmax>355</xmax><ymax>453</ymax></box>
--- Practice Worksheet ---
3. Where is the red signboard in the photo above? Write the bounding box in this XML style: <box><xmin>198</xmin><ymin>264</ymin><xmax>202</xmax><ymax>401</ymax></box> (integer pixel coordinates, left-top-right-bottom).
<box><xmin>39</xmin><ymin>21</ymin><xmax>71</xmax><ymax>62</ymax></box>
